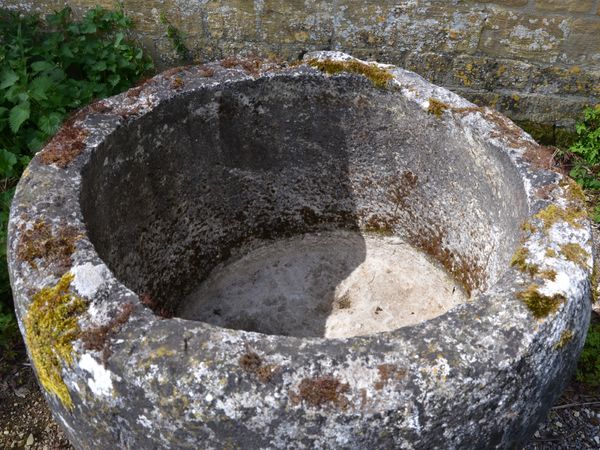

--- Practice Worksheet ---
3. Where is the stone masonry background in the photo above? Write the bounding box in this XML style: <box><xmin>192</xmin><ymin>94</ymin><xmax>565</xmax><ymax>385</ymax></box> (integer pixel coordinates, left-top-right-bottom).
<box><xmin>1</xmin><ymin>0</ymin><xmax>599</xmax><ymax>141</ymax></box>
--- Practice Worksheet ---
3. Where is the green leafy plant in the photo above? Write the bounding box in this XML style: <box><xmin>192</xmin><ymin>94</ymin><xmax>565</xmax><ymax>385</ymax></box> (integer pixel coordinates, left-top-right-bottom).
<box><xmin>0</xmin><ymin>301</ymin><xmax>17</xmax><ymax>349</ymax></box>
<box><xmin>159</xmin><ymin>13</ymin><xmax>191</xmax><ymax>62</ymax></box>
<box><xmin>577</xmin><ymin>322</ymin><xmax>600</xmax><ymax>386</ymax></box>
<box><xmin>0</xmin><ymin>6</ymin><xmax>153</xmax><ymax>350</ymax></box>
<box><xmin>567</xmin><ymin>105</ymin><xmax>600</xmax><ymax>191</ymax></box>
<box><xmin>0</xmin><ymin>6</ymin><xmax>153</xmax><ymax>177</ymax></box>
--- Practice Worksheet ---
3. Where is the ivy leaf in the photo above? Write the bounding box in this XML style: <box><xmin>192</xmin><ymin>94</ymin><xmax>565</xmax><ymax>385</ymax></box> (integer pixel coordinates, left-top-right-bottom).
<box><xmin>0</xmin><ymin>70</ymin><xmax>18</xmax><ymax>89</ymax></box>
<box><xmin>8</xmin><ymin>102</ymin><xmax>30</xmax><ymax>133</ymax></box>
<box><xmin>0</xmin><ymin>149</ymin><xmax>17</xmax><ymax>178</ymax></box>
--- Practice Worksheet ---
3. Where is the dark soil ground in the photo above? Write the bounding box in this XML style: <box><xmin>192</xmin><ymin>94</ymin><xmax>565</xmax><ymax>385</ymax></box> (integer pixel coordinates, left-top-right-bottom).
<box><xmin>0</xmin><ymin>314</ymin><xmax>598</xmax><ymax>449</ymax></box>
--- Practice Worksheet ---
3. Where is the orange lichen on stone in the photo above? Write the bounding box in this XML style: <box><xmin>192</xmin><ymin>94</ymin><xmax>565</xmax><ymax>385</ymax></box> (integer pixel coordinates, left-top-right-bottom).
<box><xmin>523</xmin><ymin>144</ymin><xmax>561</xmax><ymax>172</ymax></box>
<box><xmin>221</xmin><ymin>56</ymin><xmax>263</xmax><ymax>75</ymax></box>
<box><xmin>294</xmin><ymin>376</ymin><xmax>350</xmax><ymax>408</ymax></box>
<box><xmin>239</xmin><ymin>351</ymin><xmax>278</xmax><ymax>382</ymax></box>
<box><xmin>16</xmin><ymin>220</ymin><xmax>81</xmax><ymax>270</ymax></box>
<box><xmin>374</xmin><ymin>364</ymin><xmax>407</xmax><ymax>390</ymax></box>
<box><xmin>170</xmin><ymin>77</ymin><xmax>185</xmax><ymax>89</ymax></box>
<box><xmin>198</xmin><ymin>66</ymin><xmax>216</xmax><ymax>77</ymax></box>
<box><xmin>535</xmin><ymin>184</ymin><xmax>556</xmax><ymax>200</ymax></box>
<box><xmin>413</xmin><ymin>227</ymin><xmax>483</xmax><ymax>297</ymax></box>
<box><xmin>140</xmin><ymin>292</ymin><xmax>174</xmax><ymax>318</ymax></box>
<box><xmin>80</xmin><ymin>303</ymin><xmax>135</xmax><ymax>364</ymax></box>
<box><xmin>38</xmin><ymin>111</ymin><xmax>89</xmax><ymax>168</ymax></box>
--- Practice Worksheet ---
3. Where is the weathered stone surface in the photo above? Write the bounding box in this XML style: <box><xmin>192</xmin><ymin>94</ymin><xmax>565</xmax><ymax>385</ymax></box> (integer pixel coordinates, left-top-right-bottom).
<box><xmin>1</xmin><ymin>0</ymin><xmax>599</xmax><ymax>136</ymax></box>
<box><xmin>7</xmin><ymin>53</ymin><xmax>593</xmax><ymax>449</ymax></box>
<box><xmin>535</xmin><ymin>0</ymin><xmax>595</xmax><ymax>13</ymax></box>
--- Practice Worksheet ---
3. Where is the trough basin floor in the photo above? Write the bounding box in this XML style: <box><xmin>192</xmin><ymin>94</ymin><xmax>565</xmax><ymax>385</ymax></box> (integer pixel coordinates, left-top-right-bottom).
<box><xmin>178</xmin><ymin>231</ymin><xmax>467</xmax><ymax>338</ymax></box>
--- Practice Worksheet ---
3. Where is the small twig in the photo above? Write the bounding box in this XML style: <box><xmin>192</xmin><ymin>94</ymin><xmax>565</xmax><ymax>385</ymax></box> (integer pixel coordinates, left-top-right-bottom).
<box><xmin>551</xmin><ymin>401</ymin><xmax>600</xmax><ymax>410</ymax></box>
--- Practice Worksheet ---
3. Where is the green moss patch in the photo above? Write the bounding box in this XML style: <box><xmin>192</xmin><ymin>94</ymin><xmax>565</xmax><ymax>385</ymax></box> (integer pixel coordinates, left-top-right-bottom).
<box><xmin>511</xmin><ymin>247</ymin><xmax>539</xmax><ymax>276</ymax></box>
<box><xmin>554</xmin><ymin>330</ymin><xmax>574</xmax><ymax>350</ymax></box>
<box><xmin>307</xmin><ymin>58</ymin><xmax>393</xmax><ymax>89</ymax></box>
<box><xmin>517</xmin><ymin>283</ymin><xmax>565</xmax><ymax>319</ymax></box>
<box><xmin>428</xmin><ymin>98</ymin><xmax>449</xmax><ymax>118</ymax></box>
<box><xmin>533</xmin><ymin>204</ymin><xmax>587</xmax><ymax>231</ymax></box>
<box><xmin>540</xmin><ymin>269</ymin><xmax>558</xmax><ymax>281</ymax></box>
<box><xmin>559</xmin><ymin>178</ymin><xmax>587</xmax><ymax>204</ymax></box>
<box><xmin>560</xmin><ymin>243</ymin><xmax>590</xmax><ymax>268</ymax></box>
<box><xmin>24</xmin><ymin>273</ymin><xmax>86</xmax><ymax>409</ymax></box>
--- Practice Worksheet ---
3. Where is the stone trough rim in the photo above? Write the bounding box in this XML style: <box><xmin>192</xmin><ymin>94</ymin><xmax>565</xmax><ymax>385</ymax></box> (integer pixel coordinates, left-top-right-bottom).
<box><xmin>7</xmin><ymin>52</ymin><xmax>593</xmax><ymax>448</ymax></box>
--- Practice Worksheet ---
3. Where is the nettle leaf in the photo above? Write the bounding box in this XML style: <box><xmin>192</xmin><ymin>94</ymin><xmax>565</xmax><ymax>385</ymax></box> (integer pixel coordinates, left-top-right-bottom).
<box><xmin>29</xmin><ymin>76</ymin><xmax>53</xmax><ymax>101</ymax></box>
<box><xmin>92</xmin><ymin>61</ymin><xmax>107</xmax><ymax>72</ymax></box>
<box><xmin>107</xmin><ymin>73</ymin><xmax>120</xmax><ymax>87</ymax></box>
<box><xmin>38</xmin><ymin>112</ymin><xmax>62</xmax><ymax>135</ymax></box>
<box><xmin>16</xmin><ymin>92</ymin><xmax>29</xmax><ymax>103</ymax></box>
<box><xmin>31</xmin><ymin>61</ymin><xmax>56</xmax><ymax>73</ymax></box>
<box><xmin>26</xmin><ymin>133</ymin><xmax>46</xmax><ymax>152</ymax></box>
<box><xmin>0</xmin><ymin>70</ymin><xmax>18</xmax><ymax>89</ymax></box>
<box><xmin>80</xmin><ymin>21</ymin><xmax>97</xmax><ymax>34</ymax></box>
<box><xmin>0</xmin><ymin>148</ymin><xmax>17</xmax><ymax>177</ymax></box>
<box><xmin>114</xmin><ymin>32</ymin><xmax>124</xmax><ymax>47</ymax></box>
<box><xmin>8</xmin><ymin>102</ymin><xmax>30</xmax><ymax>133</ymax></box>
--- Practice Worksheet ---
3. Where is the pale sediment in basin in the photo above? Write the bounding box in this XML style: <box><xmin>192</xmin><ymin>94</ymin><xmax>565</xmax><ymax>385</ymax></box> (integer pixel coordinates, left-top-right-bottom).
<box><xmin>179</xmin><ymin>231</ymin><xmax>467</xmax><ymax>338</ymax></box>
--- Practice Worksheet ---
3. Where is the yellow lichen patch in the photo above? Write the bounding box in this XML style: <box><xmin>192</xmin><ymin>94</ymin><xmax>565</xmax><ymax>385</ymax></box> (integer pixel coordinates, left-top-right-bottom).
<box><xmin>545</xmin><ymin>248</ymin><xmax>557</xmax><ymax>258</ymax></box>
<box><xmin>560</xmin><ymin>243</ymin><xmax>590</xmax><ymax>268</ymax></box>
<box><xmin>554</xmin><ymin>330</ymin><xmax>574</xmax><ymax>349</ymax></box>
<box><xmin>307</xmin><ymin>58</ymin><xmax>393</xmax><ymax>89</ymax></box>
<box><xmin>154</xmin><ymin>346</ymin><xmax>177</xmax><ymax>358</ymax></box>
<box><xmin>533</xmin><ymin>204</ymin><xmax>587</xmax><ymax>232</ymax></box>
<box><xmin>24</xmin><ymin>273</ymin><xmax>86</xmax><ymax>409</ymax></box>
<box><xmin>517</xmin><ymin>284</ymin><xmax>565</xmax><ymax>319</ymax></box>
<box><xmin>511</xmin><ymin>247</ymin><xmax>539</xmax><ymax>276</ymax></box>
<box><xmin>428</xmin><ymin>98</ymin><xmax>449</xmax><ymax>118</ymax></box>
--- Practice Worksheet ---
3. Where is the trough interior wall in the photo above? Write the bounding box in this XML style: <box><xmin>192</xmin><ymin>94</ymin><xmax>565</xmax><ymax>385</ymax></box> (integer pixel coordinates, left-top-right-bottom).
<box><xmin>80</xmin><ymin>76</ymin><xmax>528</xmax><ymax>312</ymax></box>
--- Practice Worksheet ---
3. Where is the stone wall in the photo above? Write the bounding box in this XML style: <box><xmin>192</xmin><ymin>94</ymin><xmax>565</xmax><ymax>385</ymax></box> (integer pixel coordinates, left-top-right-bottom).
<box><xmin>3</xmin><ymin>0</ymin><xmax>599</xmax><ymax>141</ymax></box>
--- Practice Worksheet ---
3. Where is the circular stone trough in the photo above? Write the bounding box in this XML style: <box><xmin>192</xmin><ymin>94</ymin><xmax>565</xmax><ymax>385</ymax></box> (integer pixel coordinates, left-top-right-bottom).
<box><xmin>8</xmin><ymin>52</ymin><xmax>594</xmax><ymax>449</ymax></box>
